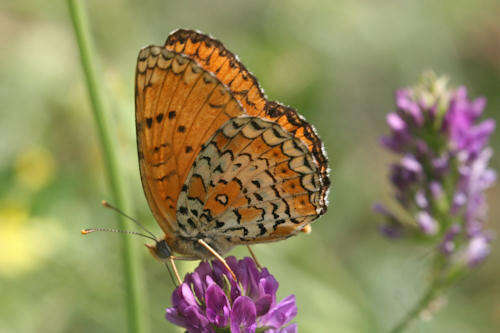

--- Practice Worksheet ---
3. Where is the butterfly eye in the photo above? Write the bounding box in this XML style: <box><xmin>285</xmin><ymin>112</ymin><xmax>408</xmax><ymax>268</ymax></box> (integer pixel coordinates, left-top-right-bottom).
<box><xmin>156</xmin><ymin>240</ymin><xmax>172</xmax><ymax>259</ymax></box>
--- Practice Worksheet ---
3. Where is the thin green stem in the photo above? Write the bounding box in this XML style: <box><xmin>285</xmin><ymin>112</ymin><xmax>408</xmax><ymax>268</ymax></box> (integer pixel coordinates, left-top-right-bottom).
<box><xmin>67</xmin><ymin>1</ymin><xmax>146</xmax><ymax>332</ymax></box>
<box><xmin>390</xmin><ymin>279</ymin><xmax>441</xmax><ymax>333</ymax></box>
<box><xmin>390</xmin><ymin>254</ymin><xmax>467</xmax><ymax>333</ymax></box>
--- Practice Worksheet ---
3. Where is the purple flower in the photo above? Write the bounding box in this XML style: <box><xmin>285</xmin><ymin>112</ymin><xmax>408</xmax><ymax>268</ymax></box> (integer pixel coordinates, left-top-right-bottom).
<box><xmin>165</xmin><ymin>257</ymin><xmax>297</xmax><ymax>333</ymax></box>
<box><xmin>439</xmin><ymin>224</ymin><xmax>461</xmax><ymax>255</ymax></box>
<box><xmin>373</xmin><ymin>203</ymin><xmax>405</xmax><ymax>238</ymax></box>
<box><xmin>429</xmin><ymin>182</ymin><xmax>443</xmax><ymax>200</ymax></box>
<box><xmin>396</xmin><ymin>89</ymin><xmax>424</xmax><ymax>126</ymax></box>
<box><xmin>376</xmin><ymin>72</ymin><xmax>496</xmax><ymax>268</ymax></box>
<box><xmin>465</xmin><ymin>234</ymin><xmax>491</xmax><ymax>266</ymax></box>
<box><xmin>443</xmin><ymin>87</ymin><xmax>494</xmax><ymax>156</ymax></box>
<box><xmin>416</xmin><ymin>211</ymin><xmax>438</xmax><ymax>235</ymax></box>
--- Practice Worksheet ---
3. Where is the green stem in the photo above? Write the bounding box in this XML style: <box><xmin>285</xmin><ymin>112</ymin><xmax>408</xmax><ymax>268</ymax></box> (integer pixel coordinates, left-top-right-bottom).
<box><xmin>390</xmin><ymin>279</ymin><xmax>441</xmax><ymax>333</ymax></box>
<box><xmin>67</xmin><ymin>1</ymin><xmax>146</xmax><ymax>332</ymax></box>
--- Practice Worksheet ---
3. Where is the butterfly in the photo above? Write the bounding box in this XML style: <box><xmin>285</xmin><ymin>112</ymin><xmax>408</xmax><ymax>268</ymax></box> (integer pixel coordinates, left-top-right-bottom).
<box><xmin>135</xmin><ymin>29</ymin><xmax>330</xmax><ymax>270</ymax></box>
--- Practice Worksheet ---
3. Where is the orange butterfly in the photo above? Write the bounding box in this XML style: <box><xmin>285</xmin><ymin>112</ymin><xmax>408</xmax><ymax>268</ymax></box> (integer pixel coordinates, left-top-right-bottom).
<box><xmin>84</xmin><ymin>29</ymin><xmax>330</xmax><ymax>281</ymax></box>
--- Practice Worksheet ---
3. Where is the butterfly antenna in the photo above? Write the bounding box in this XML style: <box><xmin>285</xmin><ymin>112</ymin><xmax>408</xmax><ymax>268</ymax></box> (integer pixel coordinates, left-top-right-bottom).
<box><xmin>81</xmin><ymin>228</ymin><xmax>157</xmax><ymax>242</ymax></box>
<box><xmin>101</xmin><ymin>200</ymin><xmax>157</xmax><ymax>240</ymax></box>
<box><xmin>164</xmin><ymin>263</ymin><xmax>177</xmax><ymax>286</ymax></box>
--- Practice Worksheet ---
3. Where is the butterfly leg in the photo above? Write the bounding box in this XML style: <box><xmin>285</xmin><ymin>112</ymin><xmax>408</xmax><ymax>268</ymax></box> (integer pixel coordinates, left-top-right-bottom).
<box><xmin>246</xmin><ymin>245</ymin><xmax>262</xmax><ymax>269</ymax></box>
<box><xmin>197</xmin><ymin>239</ymin><xmax>237</xmax><ymax>281</ymax></box>
<box><xmin>169</xmin><ymin>257</ymin><xmax>182</xmax><ymax>285</ymax></box>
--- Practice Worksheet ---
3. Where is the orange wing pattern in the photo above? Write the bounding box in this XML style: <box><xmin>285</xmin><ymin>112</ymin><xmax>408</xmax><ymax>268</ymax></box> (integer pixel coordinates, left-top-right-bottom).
<box><xmin>177</xmin><ymin>117</ymin><xmax>322</xmax><ymax>246</ymax></box>
<box><xmin>136</xmin><ymin>29</ymin><xmax>329</xmax><ymax>255</ymax></box>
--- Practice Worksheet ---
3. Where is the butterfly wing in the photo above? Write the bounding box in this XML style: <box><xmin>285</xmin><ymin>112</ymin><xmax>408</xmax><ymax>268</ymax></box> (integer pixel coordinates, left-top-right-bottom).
<box><xmin>136</xmin><ymin>29</ymin><xmax>329</xmax><ymax>247</ymax></box>
<box><xmin>177</xmin><ymin>116</ymin><xmax>323</xmax><ymax>244</ymax></box>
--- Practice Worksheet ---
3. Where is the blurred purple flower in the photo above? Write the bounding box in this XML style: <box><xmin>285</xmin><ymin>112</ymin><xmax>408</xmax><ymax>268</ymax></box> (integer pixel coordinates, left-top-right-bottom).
<box><xmin>376</xmin><ymin>73</ymin><xmax>496</xmax><ymax>267</ymax></box>
<box><xmin>465</xmin><ymin>234</ymin><xmax>491</xmax><ymax>267</ymax></box>
<box><xmin>165</xmin><ymin>257</ymin><xmax>297</xmax><ymax>333</ymax></box>
<box><xmin>439</xmin><ymin>224</ymin><xmax>461</xmax><ymax>255</ymax></box>
<box><xmin>416</xmin><ymin>211</ymin><xmax>439</xmax><ymax>235</ymax></box>
<box><xmin>373</xmin><ymin>203</ymin><xmax>405</xmax><ymax>238</ymax></box>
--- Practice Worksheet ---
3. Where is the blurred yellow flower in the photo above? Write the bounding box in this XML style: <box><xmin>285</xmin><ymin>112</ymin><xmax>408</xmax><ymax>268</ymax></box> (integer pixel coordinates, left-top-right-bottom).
<box><xmin>0</xmin><ymin>202</ymin><xmax>61</xmax><ymax>277</ymax></box>
<box><xmin>15</xmin><ymin>146</ymin><xmax>55</xmax><ymax>191</ymax></box>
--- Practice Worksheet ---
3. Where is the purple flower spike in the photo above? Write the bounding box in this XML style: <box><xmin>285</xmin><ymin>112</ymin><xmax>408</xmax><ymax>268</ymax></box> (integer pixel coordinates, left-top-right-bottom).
<box><xmin>377</xmin><ymin>72</ymin><xmax>496</xmax><ymax>269</ymax></box>
<box><xmin>165</xmin><ymin>257</ymin><xmax>298</xmax><ymax>332</ymax></box>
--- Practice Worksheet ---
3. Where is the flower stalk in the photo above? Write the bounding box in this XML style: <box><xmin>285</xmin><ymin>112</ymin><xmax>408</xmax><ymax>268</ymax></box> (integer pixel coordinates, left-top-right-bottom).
<box><xmin>376</xmin><ymin>72</ymin><xmax>496</xmax><ymax>331</ymax></box>
<box><xmin>67</xmin><ymin>1</ymin><xmax>146</xmax><ymax>332</ymax></box>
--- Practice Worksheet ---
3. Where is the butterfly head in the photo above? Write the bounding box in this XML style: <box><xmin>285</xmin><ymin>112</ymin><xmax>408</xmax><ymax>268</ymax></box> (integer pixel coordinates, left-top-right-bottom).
<box><xmin>145</xmin><ymin>239</ymin><xmax>172</xmax><ymax>261</ymax></box>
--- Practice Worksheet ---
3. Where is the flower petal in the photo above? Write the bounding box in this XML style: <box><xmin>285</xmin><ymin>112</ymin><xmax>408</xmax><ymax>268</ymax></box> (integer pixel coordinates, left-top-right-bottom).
<box><xmin>165</xmin><ymin>308</ymin><xmax>188</xmax><ymax>328</ymax></box>
<box><xmin>205</xmin><ymin>283</ymin><xmax>230</xmax><ymax>327</ymax></box>
<box><xmin>181</xmin><ymin>283</ymin><xmax>199</xmax><ymax>307</ymax></box>
<box><xmin>466</xmin><ymin>235</ymin><xmax>490</xmax><ymax>266</ymax></box>
<box><xmin>255</xmin><ymin>294</ymin><xmax>273</xmax><ymax>317</ymax></box>
<box><xmin>259</xmin><ymin>295</ymin><xmax>297</xmax><ymax>329</ymax></box>
<box><xmin>416</xmin><ymin>211</ymin><xmax>438</xmax><ymax>235</ymax></box>
<box><xmin>183</xmin><ymin>305</ymin><xmax>212</xmax><ymax>333</ymax></box>
<box><xmin>166</xmin><ymin>305</ymin><xmax>212</xmax><ymax>333</ymax></box>
<box><xmin>387</xmin><ymin>112</ymin><xmax>407</xmax><ymax>131</ymax></box>
<box><xmin>185</xmin><ymin>272</ymin><xmax>206</xmax><ymax>303</ymax></box>
<box><xmin>237</xmin><ymin>257</ymin><xmax>260</xmax><ymax>299</ymax></box>
<box><xmin>268</xmin><ymin>323</ymin><xmax>298</xmax><ymax>333</ymax></box>
<box><xmin>258</xmin><ymin>275</ymin><xmax>279</xmax><ymax>301</ymax></box>
<box><xmin>171</xmin><ymin>283</ymin><xmax>202</xmax><ymax>315</ymax></box>
<box><xmin>230</xmin><ymin>296</ymin><xmax>257</xmax><ymax>333</ymax></box>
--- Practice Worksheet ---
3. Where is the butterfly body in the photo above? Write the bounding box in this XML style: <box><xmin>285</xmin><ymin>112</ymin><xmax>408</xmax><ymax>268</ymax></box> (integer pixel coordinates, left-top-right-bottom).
<box><xmin>136</xmin><ymin>29</ymin><xmax>330</xmax><ymax>260</ymax></box>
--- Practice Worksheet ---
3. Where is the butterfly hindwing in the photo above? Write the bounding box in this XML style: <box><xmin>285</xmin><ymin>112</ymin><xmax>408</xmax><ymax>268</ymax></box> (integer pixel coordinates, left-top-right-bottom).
<box><xmin>177</xmin><ymin>117</ymin><xmax>322</xmax><ymax>243</ymax></box>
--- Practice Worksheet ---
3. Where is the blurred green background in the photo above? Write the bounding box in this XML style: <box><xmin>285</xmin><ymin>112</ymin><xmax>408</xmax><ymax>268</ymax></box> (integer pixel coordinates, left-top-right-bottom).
<box><xmin>1</xmin><ymin>0</ymin><xmax>499</xmax><ymax>332</ymax></box>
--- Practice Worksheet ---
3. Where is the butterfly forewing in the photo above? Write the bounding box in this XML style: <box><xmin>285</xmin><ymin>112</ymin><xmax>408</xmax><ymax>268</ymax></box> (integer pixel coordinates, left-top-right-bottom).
<box><xmin>136</xmin><ymin>48</ymin><xmax>246</xmax><ymax>234</ymax></box>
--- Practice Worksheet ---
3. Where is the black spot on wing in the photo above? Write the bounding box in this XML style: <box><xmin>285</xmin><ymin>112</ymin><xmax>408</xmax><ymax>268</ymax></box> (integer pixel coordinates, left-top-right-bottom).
<box><xmin>187</xmin><ymin>218</ymin><xmax>196</xmax><ymax>229</ymax></box>
<box><xmin>272</xmin><ymin>219</ymin><xmax>286</xmax><ymax>231</ymax></box>
<box><xmin>258</xmin><ymin>223</ymin><xmax>266</xmax><ymax>236</ymax></box>
<box><xmin>224</xmin><ymin>226</ymin><xmax>248</xmax><ymax>236</ymax></box>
